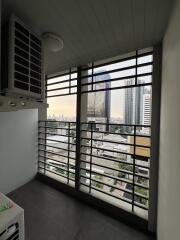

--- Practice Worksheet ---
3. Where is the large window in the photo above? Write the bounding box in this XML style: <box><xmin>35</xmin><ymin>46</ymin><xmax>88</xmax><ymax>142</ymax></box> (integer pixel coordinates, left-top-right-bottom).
<box><xmin>38</xmin><ymin>47</ymin><xmax>153</xmax><ymax>220</ymax></box>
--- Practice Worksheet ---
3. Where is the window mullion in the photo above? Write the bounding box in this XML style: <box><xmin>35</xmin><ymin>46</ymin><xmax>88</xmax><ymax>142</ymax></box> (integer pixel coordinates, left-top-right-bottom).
<box><xmin>75</xmin><ymin>66</ymin><xmax>82</xmax><ymax>190</ymax></box>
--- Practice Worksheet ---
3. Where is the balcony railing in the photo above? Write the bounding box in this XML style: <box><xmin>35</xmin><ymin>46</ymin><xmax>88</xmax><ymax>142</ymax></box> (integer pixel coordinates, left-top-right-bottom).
<box><xmin>38</xmin><ymin>120</ymin><xmax>151</xmax><ymax>219</ymax></box>
<box><xmin>80</xmin><ymin>122</ymin><xmax>150</xmax><ymax>219</ymax></box>
<box><xmin>38</xmin><ymin>120</ymin><xmax>76</xmax><ymax>187</ymax></box>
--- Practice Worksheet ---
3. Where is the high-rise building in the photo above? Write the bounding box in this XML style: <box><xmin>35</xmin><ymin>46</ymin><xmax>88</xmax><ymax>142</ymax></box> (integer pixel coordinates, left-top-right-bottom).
<box><xmin>123</xmin><ymin>79</ymin><xmax>144</xmax><ymax>132</ymax></box>
<box><xmin>87</xmin><ymin>71</ymin><xmax>111</xmax><ymax>130</ymax></box>
<box><xmin>143</xmin><ymin>94</ymin><xmax>151</xmax><ymax>125</ymax></box>
<box><xmin>124</xmin><ymin>79</ymin><xmax>134</xmax><ymax>126</ymax></box>
<box><xmin>134</xmin><ymin>87</ymin><xmax>144</xmax><ymax>125</ymax></box>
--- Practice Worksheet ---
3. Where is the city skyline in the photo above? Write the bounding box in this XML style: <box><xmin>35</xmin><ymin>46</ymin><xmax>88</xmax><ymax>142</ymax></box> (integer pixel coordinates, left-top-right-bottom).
<box><xmin>47</xmin><ymin>55</ymin><xmax>152</xmax><ymax>120</ymax></box>
<box><xmin>47</xmin><ymin>86</ymin><xmax>151</xmax><ymax>122</ymax></box>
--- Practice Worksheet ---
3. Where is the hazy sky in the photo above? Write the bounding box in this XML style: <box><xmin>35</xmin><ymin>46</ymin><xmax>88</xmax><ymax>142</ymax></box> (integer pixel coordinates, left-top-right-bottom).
<box><xmin>48</xmin><ymin>95</ymin><xmax>77</xmax><ymax>117</ymax></box>
<box><xmin>47</xmin><ymin>89</ymin><xmax>125</xmax><ymax>118</ymax></box>
<box><xmin>47</xmin><ymin>55</ymin><xmax>152</xmax><ymax>118</ymax></box>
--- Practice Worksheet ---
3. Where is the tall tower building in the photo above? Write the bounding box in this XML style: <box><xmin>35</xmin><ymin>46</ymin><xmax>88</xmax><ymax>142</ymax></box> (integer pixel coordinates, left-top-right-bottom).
<box><xmin>87</xmin><ymin>71</ymin><xmax>111</xmax><ymax>131</ymax></box>
<box><xmin>143</xmin><ymin>94</ymin><xmax>151</xmax><ymax>125</ymax></box>
<box><xmin>124</xmin><ymin>79</ymin><xmax>134</xmax><ymax>126</ymax></box>
<box><xmin>123</xmin><ymin>80</ymin><xmax>144</xmax><ymax>133</ymax></box>
<box><xmin>134</xmin><ymin>87</ymin><xmax>144</xmax><ymax>125</ymax></box>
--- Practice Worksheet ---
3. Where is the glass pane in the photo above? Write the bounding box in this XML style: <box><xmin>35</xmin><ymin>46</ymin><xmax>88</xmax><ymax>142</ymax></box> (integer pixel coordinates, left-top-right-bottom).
<box><xmin>47</xmin><ymin>95</ymin><xmax>76</xmax><ymax>121</ymax></box>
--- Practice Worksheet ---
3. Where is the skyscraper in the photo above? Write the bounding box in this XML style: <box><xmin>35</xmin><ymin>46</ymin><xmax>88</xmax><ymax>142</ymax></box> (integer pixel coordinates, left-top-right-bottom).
<box><xmin>123</xmin><ymin>80</ymin><xmax>144</xmax><ymax>132</ymax></box>
<box><xmin>142</xmin><ymin>94</ymin><xmax>151</xmax><ymax>125</ymax></box>
<box><xmin>124</xmin><ymin>79</ymin><xmax>134</xmax><ymax>126</ymax></box>
<box><xmin>87</xmin><ymin>71</ymin><xmax>111</xmax><ymax>130</ymax></box>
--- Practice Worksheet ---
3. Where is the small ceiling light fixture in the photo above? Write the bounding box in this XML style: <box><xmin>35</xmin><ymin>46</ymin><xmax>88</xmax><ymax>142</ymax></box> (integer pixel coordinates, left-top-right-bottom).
<box><xmin>42</xmin><ymin>32</ymin><xmax>64</xmax><ymax>52</ymax></box>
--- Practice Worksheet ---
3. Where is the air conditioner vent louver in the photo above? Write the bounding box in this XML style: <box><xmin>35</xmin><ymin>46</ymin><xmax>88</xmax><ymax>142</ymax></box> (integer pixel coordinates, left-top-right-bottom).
<box><xmin>6</xmin><ymin>223</ymin><xmax>19</xmax><ymax>240</ymax></box>
<box><xmin>0</xmin><ymin>193</ymin><xmax>24</xmax><ymax>240</ymax></box>
<box><xmin>1</xmin><ymin>15</ymin><xmax>44</xmax><ymax>99</ymax></box>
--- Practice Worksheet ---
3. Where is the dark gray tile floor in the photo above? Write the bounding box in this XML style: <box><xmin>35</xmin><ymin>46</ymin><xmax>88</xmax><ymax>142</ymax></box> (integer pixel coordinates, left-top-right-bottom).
<box><xmin>8</xmin><ymin>180</ymin><xmax>154</xmax><ymax>240</ymax></box>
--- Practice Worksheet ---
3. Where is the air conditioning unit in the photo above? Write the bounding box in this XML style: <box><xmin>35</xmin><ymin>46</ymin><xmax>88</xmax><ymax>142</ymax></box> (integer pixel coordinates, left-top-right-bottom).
<box><xmin>0</xmin><ymin>193</ymin><xmax>24</xmax><ymax>240</ymax></box>
<box><xmin>1</xmin><ymin>14</ymin><xmax>44</xmax><ymax>99</ymax></box>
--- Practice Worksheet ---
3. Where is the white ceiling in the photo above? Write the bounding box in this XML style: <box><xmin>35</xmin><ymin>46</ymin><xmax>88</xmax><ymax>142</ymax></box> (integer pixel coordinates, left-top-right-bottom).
<box><xmin>2</xmin><ymin>0</ymin><xmax>174</xmax><ymax>75</ymax></box>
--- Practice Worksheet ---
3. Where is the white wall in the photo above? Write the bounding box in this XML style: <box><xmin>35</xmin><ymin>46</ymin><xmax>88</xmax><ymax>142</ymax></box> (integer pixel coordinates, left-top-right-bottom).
<box><xmin>0</xmin><ymin>109</ymin><xmax>38</xmax><ymax>194</ymax></box>
<box><xmin>158</xmin><ymin>0</ymin><xmax>180</xmax><ymax>239</ymax></box>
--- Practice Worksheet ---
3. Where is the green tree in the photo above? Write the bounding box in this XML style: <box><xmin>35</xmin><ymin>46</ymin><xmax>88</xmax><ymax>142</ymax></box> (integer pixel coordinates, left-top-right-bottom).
<box><xmin>134</xmin><ymin>186</ymin><xmax>148</xmax><ymax>206</ymax></box>
<box><xmin>92</xmin><ymin>175</ymin><xmax>104</xmax><ymax>189</ymax></box>
<box><xmin>118</xmin><ymin>162</ymin><xmax>133</xmax><ymax>178</ymax></box>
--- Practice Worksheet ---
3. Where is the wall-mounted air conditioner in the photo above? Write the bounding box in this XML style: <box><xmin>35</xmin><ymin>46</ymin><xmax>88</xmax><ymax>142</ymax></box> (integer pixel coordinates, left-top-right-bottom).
<box><xmin>1</xmin><ymin>14</ymin><xmax>44</xmax><ymax>100</ymax></box>
<box><xmin>0</xmin><ymin>193</ymin><xmax>24</xmax><ymax>240</ymax></box>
